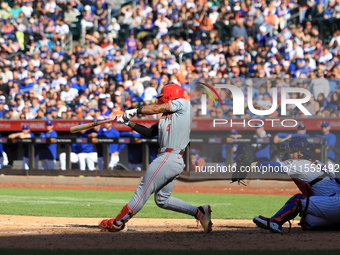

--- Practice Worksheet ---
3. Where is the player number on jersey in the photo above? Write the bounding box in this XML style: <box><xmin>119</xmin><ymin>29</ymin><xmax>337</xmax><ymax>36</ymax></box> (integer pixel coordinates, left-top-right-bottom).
<box><xmin>166</xmin><ymin>124</ymin><xmax>170</xmax><ymax>132</ymax></box>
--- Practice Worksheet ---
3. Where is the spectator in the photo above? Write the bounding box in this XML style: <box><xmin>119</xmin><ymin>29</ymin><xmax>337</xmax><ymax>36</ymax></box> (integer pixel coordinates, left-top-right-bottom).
<box><xmin>200</xmin><ymin>15</ymin><xmax>213</xmax><ymax>36</ymax></box>
<box><xmin>94</xmin><ymin>1</ymin><xmax>108</xmax><ymax>21</ymax></box>
<box><xmin>306</xmin><ymin>94</ymin><xmax>320</xmax><ymax>115</ymax></box>
<box><xmin>77</xmin><ymin>56</ymin><xmax>94</xmax><ymax>84</ymax></box>
<box><xmin>64</xmin><ymin>6</ymin><xmax>80</xmax><ymax>24</ymax></box>
<box><xmin>125</xmin><ymin>32</ymin><xmax>137</xmax><ymax>54</ymax></box>
<box><xmin>232</xmin><ymin>18</ymin><xmax>248</xmax><ymax>41</ymax></box>
<box><xmin>46</xmin><ymin>0</ymin><xmax>58</xmax><ymax>16</ymax></box>
<box><xmin>21</xmin><ymin>1</ymin><xmax>34</xmax><ymax>18</ymax></box>
<box><xmin>176</xmin><ymin>37</ymin><xmax>193</xmax><ymax>54</ymax></box>
<box><xmin>206</xmin><ymin>6</ymin><xmax>218</xmax><ymax>23</ymax></box>
<box><xmin>310</xmin><ymin>69</ymin><xmax>330</xmax><ymax>100</ymax></box>
<box><xmin>275</xmin><ymin>2</ymin><xmax>290</xmax><ymax>31</ymax></box>
<box><xmin>99</xmin><ymin>100</ymin><xmax>111</xmax><ymax>117</ymax></box>
<box><xmin>86</xmin><ymin>40</ymin><xmax>104</xmax><ymax>59</ymax></box>
<box><xmin>107</xmin><ymin>18</ymin><xmax>120</xmax><ymax>42</ymax></box>
<box><xmin>245</xmin><ymin>18</ymin><xmax>259</xmax><ymax>39</ymax></box>
<box><xmin>290</xmin><ymin>41</ymin><xmax>304</xmax><ymax>60</ymax></box>
<box><xmin>55</xmin><ymin>18</ymin><xmax>70</xmax><ymax>43</ymax></box>
<box><xmin>313</xmin><ymin>41</ymin><xmax>324</xmax><ymax>60</ymax></box>
<box><xmin>81</xmin><ymin>5</ymin><xmax>95</xmax><ymax>31</ymax></box>
<box><xmin>60</xmin><ymin>83</ymin><xmax>78</xmax><ymax>103</ymax></box>
<box><xmin>10</xmin><ymin>2</ymin><xmax>22</xmax><ymax>18</ymax></box>
<box><xmin>154</xmin><ymin>14</ymin><xmax>173</xmax><ymax>38</ymax></box>
<box><xmin>329</xmin><ymin>91</ymin><xmax>340</xmax><ymax>110</ymax></box>
<box><xmin>97</xmin><ymin>18</ymin><xmax>110</xmax><ymax>38</ymax></box>
<box><xmin>256</xmin><ymin>26</ymin><xmax>268</xmax><ymax>47</ymax></box>
<box><xmin>141</xmin><ymin>81</ymin><xmax>158</xmax><ymax>102</ymax></box>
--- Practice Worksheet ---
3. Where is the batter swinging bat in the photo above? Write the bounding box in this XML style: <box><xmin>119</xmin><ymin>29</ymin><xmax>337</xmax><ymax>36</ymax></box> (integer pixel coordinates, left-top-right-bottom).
<box><xmin>70</xmin><ymin>117</ymin><xmax>117</xmax><ymax>133</ymax></box>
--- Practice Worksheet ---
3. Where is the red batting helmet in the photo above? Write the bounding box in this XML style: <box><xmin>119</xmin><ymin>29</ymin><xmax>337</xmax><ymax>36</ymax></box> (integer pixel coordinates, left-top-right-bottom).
<box><xmin>156</xmin><ymin>84</ymin><xmax>184</xmax><ymax>104</ymax></box>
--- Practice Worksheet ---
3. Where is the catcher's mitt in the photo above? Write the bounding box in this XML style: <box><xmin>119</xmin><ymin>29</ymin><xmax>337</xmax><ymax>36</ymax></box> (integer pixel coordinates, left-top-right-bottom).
<box><xmin>231</xmin><ymin>154</ymin><xmax>254</xmax><ymax>186</ymax></box>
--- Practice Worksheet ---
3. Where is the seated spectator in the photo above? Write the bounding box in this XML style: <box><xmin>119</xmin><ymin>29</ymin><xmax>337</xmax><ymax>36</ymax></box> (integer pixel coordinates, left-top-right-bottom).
<box><xmin>55</xmin><ymin>18</ymin><xmax>70</xmax><ymax>43</ymax></box>
<box><xmin>21</xmin><ymin>1</ymin><xmax>34</xmax><ymax>18</ymax></box>
<box><xmin>81</xmin><ymin>5</ymin><xmax>95</xmax><ymax>31</ymax></box>
<box><xmin>328</xmin><ymin>92</ymin><xmax>340</xmax><ymax>110</ymax></box>
<box><xmin>10</xmin><ymin>2</ymin><xmax>22</xmax><ymax>18</ymax></box>
<box><xmin>200</xmin><ymin>15</ymin><xmax>213</xmax><ymax>35</ymax></box>
<box><xmin>64</xmin><ymin>6</ymin><xmax>80</xmax><ymax>25</ymax></box>
<box><xmin>107</xmin><ymin>18</ymin><xmax>120</xmax><ymax>42</ymax></box>
<box><xmin>232</xmin><ymin>18</ymin><xmax>248</xmax><ymax>41</ymax></box>
<box><xmin>60</xmin><ymin>83</ymin><xmax>78</xmax><ymax>103</ymax></box>
<box><xmin>94</xmin><ymin>0</ymin><xmax>108</xmax><ymax>21</ymax></box>
<box><xmin>154</xmin><ymin>14</ymin><xmax>173</xmax><ymax>38</ymax></box>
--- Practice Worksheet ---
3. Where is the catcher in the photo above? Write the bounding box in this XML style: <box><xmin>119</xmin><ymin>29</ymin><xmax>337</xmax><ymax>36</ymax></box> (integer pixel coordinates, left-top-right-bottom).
<box><xmin>98</xmin><ymin>84</ymin><xmax>213</xmax><ymax>233</ymax></box>
<box><xmin>233</xmin><ymin>137</ymin><xmax>340</xmax><ymax>233</ymax></box>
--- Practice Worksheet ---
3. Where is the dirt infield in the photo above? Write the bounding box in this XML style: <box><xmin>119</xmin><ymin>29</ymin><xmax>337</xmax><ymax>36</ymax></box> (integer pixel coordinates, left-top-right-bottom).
<box><xmin>1</xmin><ymin>215</ymin><xmax>340</xmax><ymax>250</ymax></box>
<box><xmin>1</xmin><ymin>183</ymin><xmax>340</xmax><ymax>250</ymax></box>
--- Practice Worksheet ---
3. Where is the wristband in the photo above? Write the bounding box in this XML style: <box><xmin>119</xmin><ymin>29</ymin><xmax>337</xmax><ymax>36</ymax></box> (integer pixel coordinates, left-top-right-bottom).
<box><xmin>136</xmin><ymin>107</ymin><xmax>143</xmax><ymax>114</ymax></box>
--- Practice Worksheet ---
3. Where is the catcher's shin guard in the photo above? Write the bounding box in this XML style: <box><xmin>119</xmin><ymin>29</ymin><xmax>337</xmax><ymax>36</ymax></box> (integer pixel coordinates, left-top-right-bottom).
<box><xmin>114</xmin><ymin>204</ymin><xmax>136</xmax><ymax>226</ymax></box>
<box><xmin>271</xmin><ymin>193</ymin><xmax>306</xmax><ymax>224</ymax></box>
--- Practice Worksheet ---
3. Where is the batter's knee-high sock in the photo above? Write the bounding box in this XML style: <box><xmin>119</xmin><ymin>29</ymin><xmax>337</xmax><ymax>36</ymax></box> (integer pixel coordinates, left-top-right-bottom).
<box><xmin>114</xmin><ymin>204</ymin><xmax>135</xmax><ymax>226</ymax></box>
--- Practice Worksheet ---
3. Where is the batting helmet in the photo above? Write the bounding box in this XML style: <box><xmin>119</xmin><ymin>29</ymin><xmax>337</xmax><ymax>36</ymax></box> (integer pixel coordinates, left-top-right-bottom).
<box><xmin>156</xmin><ymin>84</ymin><xmax>184</xmax><ymax>104</ymax></box>
<box><xmin>279</xmin><ymin>137</ymin><xmax>312</xmax><ymax>160</ymax></box>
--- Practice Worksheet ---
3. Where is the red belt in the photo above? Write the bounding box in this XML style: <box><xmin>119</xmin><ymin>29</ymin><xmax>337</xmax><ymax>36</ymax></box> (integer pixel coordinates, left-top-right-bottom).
<box><xmin>158</xmin><ymin>148</ymin><xmax>183</xmax><ymax>155</ymax></box>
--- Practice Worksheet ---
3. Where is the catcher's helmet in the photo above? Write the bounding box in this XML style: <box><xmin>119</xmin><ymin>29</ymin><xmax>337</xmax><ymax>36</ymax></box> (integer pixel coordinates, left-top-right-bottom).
<box><xmin>156</xmin><ymin>84</ymin><xmax>184</xmax><ymax>104</ymax></box>
<box><xmin>279</xmin><ymin>137</ymin><xmax>312</xmax><ymax>159</ymax></box>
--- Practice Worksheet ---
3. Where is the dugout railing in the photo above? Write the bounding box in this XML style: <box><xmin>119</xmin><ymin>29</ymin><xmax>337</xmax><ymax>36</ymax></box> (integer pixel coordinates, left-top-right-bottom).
<box><xmin>0</xmin><ymin>136</ymin><xmax>328</xmax><ymax>180</ymax></box>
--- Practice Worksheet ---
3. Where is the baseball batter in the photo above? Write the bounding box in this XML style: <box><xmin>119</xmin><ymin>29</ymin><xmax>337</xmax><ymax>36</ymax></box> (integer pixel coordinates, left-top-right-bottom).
<box><xmin>99</xmin><ymin>84</ymin><xmax>212</xmax><ymax>233</ymax></box>
<box><xmin>241</xmin><ymin>138</ymin><xmax>340</xmax><ymax>233</ymax></box>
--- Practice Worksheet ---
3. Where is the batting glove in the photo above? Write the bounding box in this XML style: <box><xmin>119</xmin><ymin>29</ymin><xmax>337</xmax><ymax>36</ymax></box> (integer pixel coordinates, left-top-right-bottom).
<box><xmin>116</xmin><ymin>115</ymin><xmax>129</xmax><ymax>125</ymax></box>
<box><xmin>123</xmin><ymin>109</ymin><xmax>138</xmax><ymax>121</ymax></box>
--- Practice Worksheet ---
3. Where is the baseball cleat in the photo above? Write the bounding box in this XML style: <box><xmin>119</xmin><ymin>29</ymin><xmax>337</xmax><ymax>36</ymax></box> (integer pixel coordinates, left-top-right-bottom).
<box><xmin>196</xmin><ymin>204</ymin><xmax>213</xmax><ymax>233</ymax></box>
<box><xmin>99</xmin><ymin>218</ymin><xmax>128</xmax><ymax>232</ymax></box>
<box><xmin>253</xmin><ymin>216</ymin><xmax>282</xmax><ymax>233</ymax></box>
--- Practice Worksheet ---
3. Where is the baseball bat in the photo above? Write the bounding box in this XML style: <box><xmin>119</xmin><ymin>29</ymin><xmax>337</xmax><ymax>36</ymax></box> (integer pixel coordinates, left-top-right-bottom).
<box><xmin>70</xmin><ymin>117</ymin><xmax>117</xmax><ymax>133</ymax></box>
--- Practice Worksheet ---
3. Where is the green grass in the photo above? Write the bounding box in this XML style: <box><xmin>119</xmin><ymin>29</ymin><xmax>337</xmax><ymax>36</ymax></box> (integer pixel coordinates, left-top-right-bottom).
<box><xmin>0</xmin><ymin>188</ymin><xmax>289</xmax><ymax>219</ymax></box>
<box><xmin>1</xmin><ymin>250</ymin><xmax>340</xmax><ymax>255</ymax></box>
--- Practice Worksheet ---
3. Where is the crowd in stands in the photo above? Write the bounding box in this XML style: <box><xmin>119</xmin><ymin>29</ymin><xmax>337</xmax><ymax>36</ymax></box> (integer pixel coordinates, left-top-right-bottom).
<box><xmin>1</xmin><ymin>0</ymin><xmax>340</xmax><ymax>121</ymax></box>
